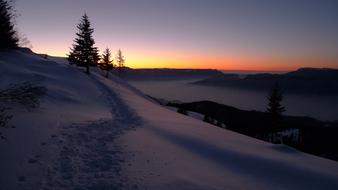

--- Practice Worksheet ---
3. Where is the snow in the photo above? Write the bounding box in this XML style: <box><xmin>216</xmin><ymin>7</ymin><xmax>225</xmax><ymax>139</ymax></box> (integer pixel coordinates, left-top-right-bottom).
<box><xmin>1</xmin><ymin>49</ymin><xmax>338</xmax><ymax>190</ymax></box>
<box><xmin>0</xmin><ymin>49</ymin><xmax>113</xmax><ymax>189</ymax></box>
<box><xmin>107</xmin><ymin>76</ymin><xmax>338</xmax><ymax>190</ymax></box>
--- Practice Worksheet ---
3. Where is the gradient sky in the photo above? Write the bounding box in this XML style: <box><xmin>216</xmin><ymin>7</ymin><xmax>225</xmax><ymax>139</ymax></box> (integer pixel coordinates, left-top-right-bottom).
<box><xmin>15</xmin><ymin>0</ymin><xmax>338</xmax><ymax>70</ymax></box>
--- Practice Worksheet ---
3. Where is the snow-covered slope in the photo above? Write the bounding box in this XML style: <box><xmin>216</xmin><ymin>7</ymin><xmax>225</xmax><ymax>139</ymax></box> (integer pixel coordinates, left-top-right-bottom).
<box><xmin>1</xmin><ymin>49</ymin><xmax>338</xmax><ymax>190</ymax></box>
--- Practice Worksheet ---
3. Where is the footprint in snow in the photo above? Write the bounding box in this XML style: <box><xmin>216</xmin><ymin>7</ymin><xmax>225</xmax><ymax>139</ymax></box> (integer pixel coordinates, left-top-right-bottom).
<box><xmin>28</xmin><ymin>158</ymin><xmax>38</xmax><ymax>164</ymax></box>
<box><xmin>17</xmin><ymin>176</ymin><xmax>25</xmax><ymax>182</ymax></box>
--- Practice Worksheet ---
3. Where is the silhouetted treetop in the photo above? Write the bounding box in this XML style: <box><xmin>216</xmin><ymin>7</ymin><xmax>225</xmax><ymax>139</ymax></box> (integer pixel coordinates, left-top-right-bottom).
<box><xmin>267</xmin><ymin>82</ymin><xmax>285</xmax><ymax>118</ymax></box>
<box><xmin>0</xmin><ymin>0</ymin><xmax>19</xmax><ymax>49</ymax></box>
<box><xmin>68</xmin><ymin>13</ymin><xmax>99</xmax><ymax>74</ymax></box>
<box><xmin>116</xmin><ymin>49</ymin><xmax>125</xmax><ymax>76</ymax></box>
<box><xmin>100</xmin><ymin>48</ymin><xmax>114</xmax><ymax>78</ymax></box>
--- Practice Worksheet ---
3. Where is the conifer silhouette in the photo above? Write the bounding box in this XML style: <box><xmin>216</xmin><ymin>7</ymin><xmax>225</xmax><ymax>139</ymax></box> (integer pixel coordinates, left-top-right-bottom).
<box><xmin>115</xmin><ymin>49</ymin><xmax>125</xmax><ymax>76</ymax></box>
<box><xmin>101</xmin><ymin>48</ymin><xmax>114</xmax><ymax>78</ymax></box>
<box><xmin>68</xmin><ymin>14</ymin><xmax>99</xmax><ymax>74</ymax></box>
<box><xmin>267</xmin><ymin>82</ymin><xmax>285</xmax><ymax>127</ymax></box>
<box><xmin>0</xmin><ymin>0</ymin><xmax>18</xmax><ymax>49</ymax></box>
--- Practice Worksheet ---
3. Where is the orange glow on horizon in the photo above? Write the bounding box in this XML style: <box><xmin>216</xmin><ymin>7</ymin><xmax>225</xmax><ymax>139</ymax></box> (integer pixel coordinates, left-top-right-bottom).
<box><xmin>40</xmin><ymin>48</ymin><xmax>338</xmax><ymax>72</ymax></box>
<box><xmin>126</xmin><ymin>52</ymin><xmax>338</xmax><ymax>71</ymax></box>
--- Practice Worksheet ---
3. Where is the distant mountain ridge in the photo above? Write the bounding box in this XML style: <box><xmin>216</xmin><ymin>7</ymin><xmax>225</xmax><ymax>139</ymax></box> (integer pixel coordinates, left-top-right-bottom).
<box><xmin>123</xmin><ymin>68</ymin><xmax>222</xmax><ymax>81</ymax></box>
<box><xmin>192</xmin><ymin>68</ymin><xmax>338</xmax><ymax>94</ymax></box>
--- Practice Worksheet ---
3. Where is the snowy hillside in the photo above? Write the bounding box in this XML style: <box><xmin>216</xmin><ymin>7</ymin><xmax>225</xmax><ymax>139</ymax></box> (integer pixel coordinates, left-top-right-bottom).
<box><xmin>1</xmin><ymin>49</ymin><xmax>338</xmax><ymax>190</ymax></box>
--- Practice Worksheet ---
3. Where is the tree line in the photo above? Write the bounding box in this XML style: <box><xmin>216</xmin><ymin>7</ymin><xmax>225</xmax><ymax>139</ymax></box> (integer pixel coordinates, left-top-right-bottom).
<box><xmin>1</xmin><ymin>0</ymin><xmax>124</xmax><ymax>77</ymax></box>
<box><xmin>1</xmin><ymin>0</ymin><xmax>286</xmax><ymax>132</ymax></box>
<box><xmin>68</xmin><ymin>13</ymin><xmax>125</xmax><ymax>76</ymax></box>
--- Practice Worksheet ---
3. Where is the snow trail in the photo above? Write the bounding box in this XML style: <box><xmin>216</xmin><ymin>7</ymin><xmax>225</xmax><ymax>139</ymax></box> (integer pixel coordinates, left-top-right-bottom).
<box><xmin>2</xmin><ymin>50</ymin><xmax>338</xmax><ymax>190</ymax></box>
<box><xmin>40</xmin><ymin>73</ymin><xmax>141</xmax><ymax>190</ymax></box>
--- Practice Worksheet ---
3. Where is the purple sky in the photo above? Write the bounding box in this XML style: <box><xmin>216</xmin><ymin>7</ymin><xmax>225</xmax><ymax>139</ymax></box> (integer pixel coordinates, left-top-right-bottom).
<box><xmin>15</xmin><ymin>0</ymin><xmax>338</xmax><ymax>70</ymax></box>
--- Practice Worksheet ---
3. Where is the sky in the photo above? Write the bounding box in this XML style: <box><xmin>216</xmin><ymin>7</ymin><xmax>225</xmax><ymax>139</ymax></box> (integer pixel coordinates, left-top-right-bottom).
<box><xmin>15</xmin><ymin>0</ymin><xmax>338</xmax><ymax>71</ymax></box>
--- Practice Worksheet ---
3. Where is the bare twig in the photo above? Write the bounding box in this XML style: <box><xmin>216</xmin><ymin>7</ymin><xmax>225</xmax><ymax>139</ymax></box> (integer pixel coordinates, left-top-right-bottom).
<box><xmin>0</xmin><ymin>82</ymin><xmax>47</xmax><ymax>140</ymax></box>
<box><xmin>0</xmin><ymin>105</ymin><xmax>12</xmax><ymax>140</ymax></box>
<box><xmin>0</xmin><ymin>82</ymin><xmax>47</xmax><ymax>109</ymax></box>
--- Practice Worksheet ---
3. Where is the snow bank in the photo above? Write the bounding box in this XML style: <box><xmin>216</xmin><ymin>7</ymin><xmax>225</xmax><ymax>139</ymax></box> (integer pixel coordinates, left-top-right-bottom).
<box><xmin>1</xmin><ymin>49</ymin><xmax>338</xmax><ymax>190</ymax></box>
<box><xmin>0</xmin><ymin>49</ymin><xmax>112</xmax><ymax>189</ymax></box>
<box><xmin>105</xmin><ymin>69</ymin><xmax>338</xmax><ymax>190</ymax></box>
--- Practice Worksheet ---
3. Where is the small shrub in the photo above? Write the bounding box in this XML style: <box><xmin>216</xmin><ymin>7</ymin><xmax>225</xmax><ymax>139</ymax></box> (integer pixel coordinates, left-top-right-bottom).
<box><xmin>177</xmin><ymin>107</ymin><xmax>188</xmax><ymax>115</ymax></box>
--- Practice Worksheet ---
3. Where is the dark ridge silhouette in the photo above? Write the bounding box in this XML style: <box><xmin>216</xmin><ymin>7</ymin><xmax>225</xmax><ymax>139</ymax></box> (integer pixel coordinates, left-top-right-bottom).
<box><xmin>123</xmin><ymin>68</ymin><xmax>222</xmax><ymax>81</ymax></box>
<box><xmin>167</xmin><ymin>100</ymin><xmax>338</xmax><ymax>161</ymax></box>
<box><xmin>191</xmin><ymin>68</ymin><xmax>338</xmax><ymax>94</ymax></box>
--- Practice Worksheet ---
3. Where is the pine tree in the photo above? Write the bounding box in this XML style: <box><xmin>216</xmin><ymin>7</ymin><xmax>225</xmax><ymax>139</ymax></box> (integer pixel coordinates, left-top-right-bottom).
<box><xmin>68</xmin><ymin>14</ymin><xmax>99</xmax><ymax>74</ymax></box>
<box><xmin>115</xmin><ymin>49</ymin><xmax>125</xmax><ymax>76</ymax></box>
<box><xmin>267</xmin><ymin>82</ymin><xmax>285</xmax><ymax>125</ymax></box>
<box><xmin>100</xmin><ymin>48</ymin><xmax>114</xmax><ymax>78</ymax></box>
<box><xmin>0</xmin><ymin>0</ymin><xmax>18</xmax><ymax>49</ymax></box>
